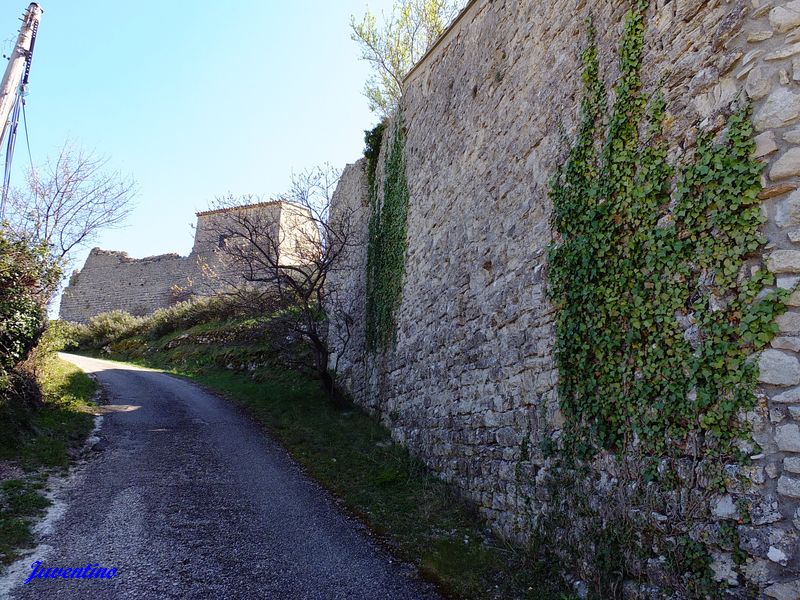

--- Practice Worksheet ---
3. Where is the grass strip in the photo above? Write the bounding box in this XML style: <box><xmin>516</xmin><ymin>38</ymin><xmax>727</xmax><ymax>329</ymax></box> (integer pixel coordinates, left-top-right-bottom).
<box><xmin>0</xmin><ymin>357</ymin><xmax>97</xmax><ymax>565</ymax></box>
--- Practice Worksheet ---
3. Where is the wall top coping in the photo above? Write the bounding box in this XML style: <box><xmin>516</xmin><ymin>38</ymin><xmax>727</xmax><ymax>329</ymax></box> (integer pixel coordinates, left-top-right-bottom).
<box><xmin>87</xmin><ymin>247</ymin><xmax>184</xmax><ymax>263</ymax></box>
<box><xmin>196</xmin><ymin>200</ymin><xmax>284</xmax><ymax>218</ymax></box>
<box><xmin>402</xmin><ymin>0</ymin><xmax>483</xmax><ymax>89</ymax></box>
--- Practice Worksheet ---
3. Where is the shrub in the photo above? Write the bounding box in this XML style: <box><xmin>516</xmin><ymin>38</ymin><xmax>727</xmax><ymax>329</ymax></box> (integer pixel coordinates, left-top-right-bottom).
<box><xmin>0</xmin><ymin>229</ymin><xmax>60</xmax><ymax>391</ymax></box>
<box><xmin>141</xmin><ymin>295</ymin><xmax>246</xmax><ymax>339</ymax></box>
<box><xmin>81</xmin><ymin>310</ymin><xmax>143</xmax><ymax>349</ymax></box>
<box><xmin>74</xmin><ymin>293</ymin><xmax>269</xmax><ymax>350</ymax></box>
<box><xmin>20</xmin><ymin>320</ymin><xmax>86</xmax><ymax>379</ymax></box>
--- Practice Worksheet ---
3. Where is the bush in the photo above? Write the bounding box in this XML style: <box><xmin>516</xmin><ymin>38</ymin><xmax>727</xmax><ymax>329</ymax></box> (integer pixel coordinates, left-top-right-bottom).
<box><xmin>0</xmin><ymin>229</ymin><xmax>60</xmax><ymax>391</ymax></box>
<box><xmin>80</xmin><ymin>310</ymin><xmax>143</xmax><ymax>349</ymax></box>
<box><xmin>74</xmin><ymin>293</ymin><xmax>269</xmax><ymax>350</ymax></box>
<box><xmin>142</xmin><ymin>295</ymin><xmax>249</xmax><ymax>339</ymax></box>
<box><xmin>48</xmin><ymin>320</ymin><xmax>87</xmax><ymax>353</ymax></box>
<box><xmin>20</xmin><ymin>321</ymin><xmax>86</xmax><ymax>379</ymax></box>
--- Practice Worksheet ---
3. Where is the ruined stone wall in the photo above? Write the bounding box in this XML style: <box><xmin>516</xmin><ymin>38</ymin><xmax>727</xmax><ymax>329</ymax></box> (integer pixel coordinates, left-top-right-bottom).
<box><xmin>328</xmin><ymin>0</ymin><xmax>800</xmax><ymax>595</ymax></box>
<box><xmin>60</xmin><ymin>202</ymin><xmax>310</xmax><ymax>323</ymax></box>
<box><xmin>59</xmin><ymin>249</ymin><xmax>198</xmax><ymax>322</ymax></box>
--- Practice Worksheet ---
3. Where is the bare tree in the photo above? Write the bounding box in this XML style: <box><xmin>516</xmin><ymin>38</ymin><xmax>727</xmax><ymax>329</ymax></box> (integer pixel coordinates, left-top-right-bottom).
<box><xmin>5</xmin><ymin>141</ymin><xmax>136</xmax><ymax>265</ymax></box>
<box><xmin>203</xmin><ymin>164</ymin><xmax>358</xmax><ymax>407</ymax></box>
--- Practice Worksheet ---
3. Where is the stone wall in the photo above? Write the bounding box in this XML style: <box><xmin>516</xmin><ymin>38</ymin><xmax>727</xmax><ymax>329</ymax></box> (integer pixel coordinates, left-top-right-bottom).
<box><xmin>59</xmin><ymin>249</ymin><xmax>196</xmax><ymax>321</ymax></box>
<box><xmin>328</xmin><ymin>0</ymin><xmax>800</xmax><ymax>595</ymax></box>
<box><xmin>60</xmin><ymin>201</ymin><xmax>310</xmax><ymax>323</ymax></box>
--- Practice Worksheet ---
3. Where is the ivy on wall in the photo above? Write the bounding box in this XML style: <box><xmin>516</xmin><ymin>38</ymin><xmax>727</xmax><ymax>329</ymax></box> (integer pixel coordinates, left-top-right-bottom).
<box><xmin>548</xmin><ymin>2</ymin><xmax>787</xmax><ymax>460</ymax></box>
<box><xmin>365</xmin><ymin>119</ymin><xmax>410</xmax><ymax>350</ymax></box>
<box><xmin>363</xmin><ymin>121</ymin><xmax>385</xmax><ymax>201</ymax></box>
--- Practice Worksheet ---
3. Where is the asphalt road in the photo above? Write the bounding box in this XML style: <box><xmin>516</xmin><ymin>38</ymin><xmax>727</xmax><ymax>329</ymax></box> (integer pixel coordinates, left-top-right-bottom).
<box><xmin>6</xmin><ymin>354</ymin><xmax>439</xmax><ymax>600</ymax></box>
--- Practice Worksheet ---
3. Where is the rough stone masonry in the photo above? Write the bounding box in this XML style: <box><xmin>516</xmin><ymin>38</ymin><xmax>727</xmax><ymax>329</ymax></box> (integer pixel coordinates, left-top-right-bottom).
<box><xmin>60</xmin><ymin>201</ymin><xmax>309</xmax><ymax>323</ymax></box>
<box><xmin>327</xmin><ymin>0</ymin><xmax>800</xmax><ymax>596</ymax></box>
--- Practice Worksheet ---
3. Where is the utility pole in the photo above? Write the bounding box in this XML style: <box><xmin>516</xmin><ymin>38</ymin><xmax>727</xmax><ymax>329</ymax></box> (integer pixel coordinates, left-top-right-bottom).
<box><xmin>0</xmin><ymin>3</ymin><xmax>41</xmax><ymax>147</ymax></box>
<box><xmin>0</xmin><ymin>3</ymin><xmax>41</xmax><ymax>217</ymax></box>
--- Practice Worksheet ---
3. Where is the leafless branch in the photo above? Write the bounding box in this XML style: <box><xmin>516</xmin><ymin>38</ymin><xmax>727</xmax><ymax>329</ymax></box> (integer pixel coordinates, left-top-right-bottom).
<box><xmin>5</xmin><ymin>141</ymin><xmax>136</xmax><ymax>266</ymax></box>
<box><xmin>201</xmin><ymin>164</ymin><xmax>359</xmax><ymax>406</ymax></box>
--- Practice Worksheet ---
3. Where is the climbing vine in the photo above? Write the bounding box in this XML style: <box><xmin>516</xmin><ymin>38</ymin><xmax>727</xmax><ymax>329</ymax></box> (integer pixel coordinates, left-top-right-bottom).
<box><xmin>363</xmin><ymin>121</ymin><xmax>385</xmax><ymax>201</ymax></box>
<box><xmin>548</xmin><ymin>2</ymin><xmax>787</xmax><ymax>460</ymax></box>
<box><xmin>366</xmin><ymin>118</ymin><xmax>410</xmax><ymax>349</ymax></box>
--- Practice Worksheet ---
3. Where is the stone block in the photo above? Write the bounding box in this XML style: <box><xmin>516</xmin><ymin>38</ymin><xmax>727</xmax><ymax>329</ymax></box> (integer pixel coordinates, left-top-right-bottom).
<box><xmin>765</xmin><ymin>580</ymin><xmax>800</xmax><ymax>600</ymax></box>
<box><xmin>777</xmin><ymin>424</ymin><xmax>800</xmax><ymax>452</ymax></box>
<box><xmin>743</xmin><ymin>558</ymin><xmax>771</xmax><ymax>586</ymax></box>
<box><xmin>769</xmin><ymin>251</ymin><xmax>800</xmax><ymax>274</ymax></box>
<box><xmin>773</xmin><ymin>336</ymin><xmax>800</xmax><ymax>352</ymax></box>
<box><xmin>779</xmin><ymin>275</ymin><xmax>800</xmax><ymax>290</ymax></box>
<box><xmin>754</xmin><ymin>131</ymin><xmax>778</xmax><ymax>159</ymax></box>
<box><xmin>774</xmin><ymin>387</ymin><xmax>800</xmax><ymax>403</ymax></box>
<box><xmin>710</xmin><ymin>494</ymin><xmax>737</xmax><ymax>519</ymax></box>
<box><xmin>768</xmin><ymin>546</ymin><xmax>790</xmax><ymax>565</ymax></box>
<box><xmin>771</xmin><ymin>1</ymin><xmax>800</xmax><ymax>32</ymax></box>
<box><xmin>711</xmin><ymin>552</ymin><xmax>738</xmax><ymax>585</ymax></box>
<box><xmin>759</xmin><ymin>350</ymin><xmax>800</xmax><ymax>386</ymax></box>
<box><xmin>766</xmin><ymin>42</ymin><xmax>800</xmax><ymax>61</ymax></box>
<box><xmin>750</xmin><ymin>495</ymin><xmax>782</xmax><ymax>526</ymax></box>
<box><xmin>771</xmin><ymin>148</ymin><xmax>800</xmax><ymax>180</ymax></box>
<box><xmin>761</xmin><ymin>183</ymin><xmax>798</xmax><ymax>200</ymax></box>
<box><xmin>780</xmin><ymin>476</ymin><xmax>800</xmax><ymax>498</ymax></box>
<box><xmin>777</xmin><ymin>191</ymin><xmax>800</xmax><ymax>229</ymax></box>
<box><xmin>778</xmin><ymin>312</ymin><xmax>800</xmax><ymax>334</ymax></box>
<box><xmin>746</xmin><ymin>66</ymin><xmax>771</xmax><ymax>101</ymax></box>
<box><xmin>786</xmin><ymin>129</ymin><xmax>800</xmax><ymax>144</ymax></box>
<box><xmin>749</xmin><ymin>31</ymin><xmax>774</xmax><ymax>43</ymax></box>
<box><xmin>767</xmin><ymin>462</ymin><xmax>782</xmax><ymax>479</ymax></box>
<box><xmin>754</xmin><ymin>87</ymin><xmax>800</xmax><ymax>131</ymax></box>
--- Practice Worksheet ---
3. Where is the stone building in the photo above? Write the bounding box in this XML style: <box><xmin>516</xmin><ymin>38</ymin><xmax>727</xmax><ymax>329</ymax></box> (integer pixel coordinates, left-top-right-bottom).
<box><xmin>327</xmin><ymin>0</ymin><xmax>800</xmax><ymax>596</ymax></box>
<box><xmin>60</xmin><ymin>201</ymin><xmax>315</xmax><ymax>323</ymax></box>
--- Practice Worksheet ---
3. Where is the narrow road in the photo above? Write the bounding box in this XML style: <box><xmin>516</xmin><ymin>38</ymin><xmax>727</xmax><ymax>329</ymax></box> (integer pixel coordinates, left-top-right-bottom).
<box><xmin>7</xmin><ymin>354</ymin><xmax>439</xmax><ymax>600</ymax></box>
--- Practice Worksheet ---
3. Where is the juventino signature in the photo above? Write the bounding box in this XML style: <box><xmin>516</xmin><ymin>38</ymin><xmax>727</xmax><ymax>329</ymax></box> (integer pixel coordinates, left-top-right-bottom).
<box><xmin>24</xmin><ymin>561</ymin><xmax>118</xmax><ymax>584</ymax></box>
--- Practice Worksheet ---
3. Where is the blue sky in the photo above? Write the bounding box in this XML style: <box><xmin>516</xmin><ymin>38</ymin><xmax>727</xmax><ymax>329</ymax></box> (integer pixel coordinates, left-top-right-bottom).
<box><xmin>0</xmin><ymin>0</ymin><xmax>392</xmax><ymax>295</ymax></box>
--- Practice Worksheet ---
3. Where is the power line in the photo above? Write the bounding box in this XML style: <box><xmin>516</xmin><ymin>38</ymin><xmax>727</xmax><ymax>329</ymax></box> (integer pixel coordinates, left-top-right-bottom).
<box><xmin>0</xmin><ymin>13</ymin><xmax>38</xmax><ymax>218</ymax></box>
<box><xmin>22</xmin><ymin>97</ymin><xmax>33</xmax><ymax>173</ymax></box>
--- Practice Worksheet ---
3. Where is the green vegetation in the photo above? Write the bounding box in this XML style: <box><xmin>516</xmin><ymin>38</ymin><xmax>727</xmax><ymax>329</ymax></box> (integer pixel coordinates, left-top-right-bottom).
<box><xmin>0</xmin><ymin>224</ymin><xmax>97</xmax><ymax>567</ymax></box>
<box><xmin>549</xmin><ymin>2</ymin><xmax>784</xmax><ymax>460</ymax></box>
<box><xmin>68</xmin><ymin>294</ymin><xmax>263</xmax><ymax>349</ymax></box>
<box><xmin>350</xmin><ymin>0</ymin><xmax>462</xmax><ymax>116</ymax></box>
<box><xmin>0</xmin><ymin>477</ymin><xmax>50</xmax><ymax>565</ymax></box>
<box><xmin>366</xmin><ymin>120</ymin><xmax>411</xmax><ymax>349</ymax></box>
<box><xmin>0</xmin><ymin>355</ymin><xmax>97</xmax><ymax>565</ymax></box>
<box><xmin>364</xmin><ymin>121</ymin><xmax>386</xmax><ymax>197</ymax></box>
<box><xmin>0</xmin><ymin>229</ymin><xmax>60</xmax><ymax>393</ymax></box>
<box><xmin>77</xmin><ymin>309</ymin><xmax>574</xmax><ymax>599</ymax></box>
<box><xmin>542</xmin><ymin>3</ymin><xmax>787</xmax><ymax>596</ymax></box>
